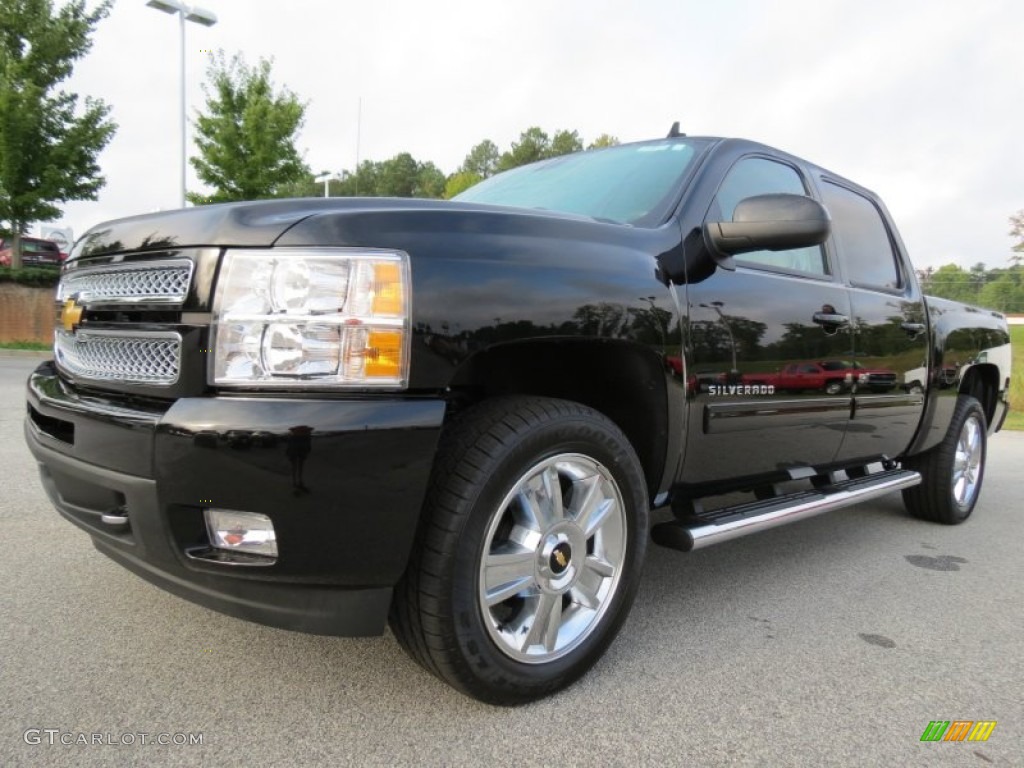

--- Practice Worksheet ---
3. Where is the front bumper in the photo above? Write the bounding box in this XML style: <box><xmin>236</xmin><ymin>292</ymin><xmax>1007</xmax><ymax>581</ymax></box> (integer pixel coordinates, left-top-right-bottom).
<box><xmin>25</xmin><ymin>361</ymin><xmax>446</xmax><ymax>636</ymax></box>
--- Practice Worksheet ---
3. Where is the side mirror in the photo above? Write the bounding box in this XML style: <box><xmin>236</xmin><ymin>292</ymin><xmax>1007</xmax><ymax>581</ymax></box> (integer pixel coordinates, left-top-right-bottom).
<box><xmin>703</xmin><ymin>193</ymin><xmax>831</xmax><ymax>259</ymax></box>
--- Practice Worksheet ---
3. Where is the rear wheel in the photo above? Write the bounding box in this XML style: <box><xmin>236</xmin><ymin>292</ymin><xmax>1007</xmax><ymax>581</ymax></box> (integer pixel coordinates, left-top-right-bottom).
<box><xmin>902</xmin><ymin>395</ymin><xmax>986</xmax><ymax>524</ymax></box>
<box><xmin>389</xmin><ymin>396</ymin><xmax>648</xmax><ymax>705</ymax></box>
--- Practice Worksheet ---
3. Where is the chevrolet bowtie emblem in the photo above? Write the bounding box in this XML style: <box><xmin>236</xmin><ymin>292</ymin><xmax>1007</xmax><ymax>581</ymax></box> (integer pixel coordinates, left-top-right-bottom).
<box><xmin>553</xmin><ymin>549</ymin><xmax>568</xmax><ymax>569</ymax></box>
<box><xmin>61</xmin><ymin>298</ymin><xmax>84</xmax><ymax>332</ymax></box>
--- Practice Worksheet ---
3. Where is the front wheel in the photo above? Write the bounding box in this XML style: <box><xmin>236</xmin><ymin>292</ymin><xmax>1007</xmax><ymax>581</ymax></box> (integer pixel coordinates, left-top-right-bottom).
<box><xmin>389</xmin><ymin>397</ymin><xmax>648</xmax><ymax>705</ymax></box>
<box><xmin>902</xmin><ymin>395</ymin><xmax>987</xmax><ymax>524</ymax></box>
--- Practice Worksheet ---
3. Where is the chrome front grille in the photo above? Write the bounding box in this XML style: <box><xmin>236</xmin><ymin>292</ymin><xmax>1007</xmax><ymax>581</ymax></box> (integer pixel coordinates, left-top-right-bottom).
<box><xmin>54</xmin><ymin>257</ymin><xmax>194</xmax><ymax>387</ymax></box>
<box><xmin>58</xmin><ymin>259</ymin><xmax>193</xmax><ymax>304</ymax></box>
<box><xmin>55</xmin><ymin>330</ymin><xmax>182</xmax><ymax>385</ymax></box>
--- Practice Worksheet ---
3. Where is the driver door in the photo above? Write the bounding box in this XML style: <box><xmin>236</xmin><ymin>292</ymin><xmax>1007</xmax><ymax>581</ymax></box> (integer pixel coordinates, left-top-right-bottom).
<box><xmin>681</xmin><ymin>155</ymin><xmax>853</xmax><ymax>484</ymax></box>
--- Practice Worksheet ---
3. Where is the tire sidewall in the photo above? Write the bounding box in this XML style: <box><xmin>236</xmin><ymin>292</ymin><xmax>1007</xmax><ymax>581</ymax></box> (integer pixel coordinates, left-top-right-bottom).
<box><xmin>946</xmin><ymin>401</ymin><xmax>987</xmax><ymax>522</ymax></box>
<box><xmin>446</xmin><ymin>414</ymin><xmax>648</xmax><ymax>700</ymax></box>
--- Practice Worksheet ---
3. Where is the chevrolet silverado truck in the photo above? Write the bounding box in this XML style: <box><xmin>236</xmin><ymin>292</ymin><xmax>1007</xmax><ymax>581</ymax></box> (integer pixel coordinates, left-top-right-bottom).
<box><xmin>25</xmin><ymin>132</ymin><xmax>1011</xmax><ymax>705</ymax></box>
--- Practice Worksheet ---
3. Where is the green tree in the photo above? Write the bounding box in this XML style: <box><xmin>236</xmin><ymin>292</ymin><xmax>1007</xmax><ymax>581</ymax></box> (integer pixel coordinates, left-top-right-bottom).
<box><xmin>188</xmin><ymin>52</ymin><xmax>308</xmax><ymax>204</ymax></box>
<box><xmin>497</xmin><ymin>126</ymin><xmax>551</xmax><ymax>171</ymax></box>
<box><xmin>0</xmin><ymin>0</ymin><xmax>116</xmax><ymax>268</ymax></box>
<box><xmin>969</xmin><ymin>261</ymin><xmax>988</xmax><ymax>291</ymax></box>
<box><xmin>926</xmin><ymin>264</ymin><xmax>975</xmax><ymax>302</ymax></box>
<box><xmin>461</xmin><ymin>139</ymin><xmax>499</xmax><ymax>179</ymax></box>
<box><xmin>497</xmin><ymin>127</ymin><xmax>595</xmax><ymax>171</ymax></box>
<box><xmin>375</xmin><ymin>152</ymin><xmax>419</xmax><ymax>197</ymax></box>
<box><xmin>549</xmin><ymin>129</ymin><xmax>583</xmax><ymax>157</ymax></box>
<box><xmin>572</xmin><ymin>302</ymin><xmax>628</xmax><ymax>337</ymax></box>
<box><xmin>326</xmin><ymin>154</ymin><xmax>443</xmax><ymax>199</ymax></box>
<box><xmin>413</xmin><ymin>160</ymin><xmax>445</xmax><ymax>198</ymax></box>
<box><xmin>588</xmin><ymin>133</ymin><xmax>620</xmax><ymax>149</ymax></box>
<box><xmin>275</xmin><ymin>173</ymin><xmax>322</xmax><ymax>199</ymax></box>
<box><xmin>979</xmin><ymin>272</ymin><xmax>1024</xmax><ymax>313</ymax></box>
<box><xmin>916</xmin><ymin>265</ymin><xmax>935</xmax><ymax>290</ymax></box>
<box><xmin>443</xmin><ymin>170</ymin><xmax>481</xmax><ymax>199</ymax></box>
<box><xmin>339</xmin><ymin>160</ymin><xmax>380</xmax><ymax>196</ymax></box>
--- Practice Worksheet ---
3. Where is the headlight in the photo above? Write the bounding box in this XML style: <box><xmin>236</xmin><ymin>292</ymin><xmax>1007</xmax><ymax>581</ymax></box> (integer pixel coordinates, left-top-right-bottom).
<box><xmin>211</xmin><ymin>249</ymin><xmax>410</xmax><ymax>388</ymax></box>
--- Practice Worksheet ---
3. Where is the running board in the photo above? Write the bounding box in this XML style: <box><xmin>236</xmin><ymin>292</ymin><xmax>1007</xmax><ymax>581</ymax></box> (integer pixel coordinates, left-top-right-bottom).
<box><xmin>651</xmin><ymin>469</ymin><xmax>921</xmax><ymax>552</ymax></box>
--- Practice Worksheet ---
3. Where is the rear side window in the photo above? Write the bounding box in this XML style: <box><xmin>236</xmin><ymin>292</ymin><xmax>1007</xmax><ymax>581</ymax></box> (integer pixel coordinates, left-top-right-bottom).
<box><xmin>821</xmin><ymin>182</ymin><xmax>901</xmax><ymax>290</ymax></box>
<box><xmin>713</xmin><ymin>157</ymin><xmax>828</xmax><ymax>276</ymax></box>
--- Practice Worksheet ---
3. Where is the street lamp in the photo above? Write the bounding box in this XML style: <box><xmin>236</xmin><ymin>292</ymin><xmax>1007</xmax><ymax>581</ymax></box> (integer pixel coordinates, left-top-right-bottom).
<box><xmin>315</xmin><ymin>172</ymin><xmax>343</xmax><ymax>198</ymax></box>
<box><xmin>638</xmin><ymin>296</ymin><xmax>667</xmax><ymax>349</ymax></box>
<box><xmin>146</xmin><ymin>0</ymin><xmax>218</xmax><ymax>209</ymax></box>
<box><xmin>699</xmin><ymin>301</ymin><xmax>738</xmax><ymax>376</ymax></box>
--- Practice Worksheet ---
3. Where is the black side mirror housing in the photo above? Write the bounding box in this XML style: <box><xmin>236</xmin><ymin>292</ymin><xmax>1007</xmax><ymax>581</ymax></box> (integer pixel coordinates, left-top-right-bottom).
<box><xmin>703</xmin><ymin>193</ymin><xmax>831</xmax><ymax>259</ymax></box>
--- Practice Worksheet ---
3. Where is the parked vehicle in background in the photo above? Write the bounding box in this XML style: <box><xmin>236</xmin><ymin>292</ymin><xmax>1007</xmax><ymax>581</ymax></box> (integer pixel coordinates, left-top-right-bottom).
<box><xmin>746</xmin><ymin>359</ymin><xmax>898</xmax><ymax>394</ymax></box>
<box><xmin>820</xmin><ymin>360</ymin><xmax>898</xmax><ymax>392</ymax></box>
<box><xmin>0</xmin><ymin>237</ymin><xmax>64</xmax><ymax>267</ymax></box>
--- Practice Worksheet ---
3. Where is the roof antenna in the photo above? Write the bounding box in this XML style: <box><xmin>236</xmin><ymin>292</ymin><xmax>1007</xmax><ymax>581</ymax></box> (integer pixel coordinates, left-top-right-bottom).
<box><xmin>667</xmin><ymin>121</ymin><xmax>685</xmax><ymax>138</ymax></box>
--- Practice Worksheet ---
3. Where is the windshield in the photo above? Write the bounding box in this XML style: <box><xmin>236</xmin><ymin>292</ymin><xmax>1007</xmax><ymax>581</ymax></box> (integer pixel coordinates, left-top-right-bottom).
<box><xmin>454</xmin><ymin>140</ymin><xmax>700</xmax><ymax>226</ymax></box>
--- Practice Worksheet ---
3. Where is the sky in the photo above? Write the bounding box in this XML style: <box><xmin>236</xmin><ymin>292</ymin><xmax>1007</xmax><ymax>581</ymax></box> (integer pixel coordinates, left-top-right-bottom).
<box><xmin>48</xmin><ymin>0</ymin><xmax>1024</xmax><ymax>271</ymax></box>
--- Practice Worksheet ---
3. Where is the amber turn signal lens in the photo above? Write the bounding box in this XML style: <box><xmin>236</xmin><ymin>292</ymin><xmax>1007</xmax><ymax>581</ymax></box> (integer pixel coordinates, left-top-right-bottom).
<box><xmin>364</xmin><ymin>330</ymin><xmax>404</xmax><ymax>378</ymax></box>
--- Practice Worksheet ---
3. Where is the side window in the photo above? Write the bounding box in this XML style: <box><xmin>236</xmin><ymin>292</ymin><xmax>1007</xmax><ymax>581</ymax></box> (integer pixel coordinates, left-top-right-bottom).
<box><xmin>713</xmin><ymin>157</ymin><xmax>828</xmax><ymax>276</ymax></box>
<box><xmin>821</xmin><ymin>182</ymin><xmax>901</xmax><ymax>290</ymax></box>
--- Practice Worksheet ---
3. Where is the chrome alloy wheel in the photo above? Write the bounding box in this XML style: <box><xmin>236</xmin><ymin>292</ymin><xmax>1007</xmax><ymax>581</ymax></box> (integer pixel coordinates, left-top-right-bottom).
<box><xmin>478</xmin><ymin>453</ymin><xmax>627</xmax><ymax>664</ymax></box>
<box><xmin>952</xmin><ymin>414</ymin><xmax>983</xmax><ymax>507</ymax></box>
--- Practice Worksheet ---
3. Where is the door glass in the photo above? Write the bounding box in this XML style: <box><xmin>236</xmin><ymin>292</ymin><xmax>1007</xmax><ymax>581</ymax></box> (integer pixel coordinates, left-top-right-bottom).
<box><xmin>821</xmin><ymin>182</ymin><xmax>901</xmax><ymax>290</ymax></box>
<box><xmin>714</xmin><ymin>157</ymin><xmax>828</xmax><ymax>276</ymax></box>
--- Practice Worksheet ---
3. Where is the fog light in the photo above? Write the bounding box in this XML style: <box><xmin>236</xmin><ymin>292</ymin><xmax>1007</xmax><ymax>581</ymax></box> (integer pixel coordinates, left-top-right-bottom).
<box><xmin>204</xmin><ymin>508</ymin><xmax>278</xmax><ymax>558</ymax></box>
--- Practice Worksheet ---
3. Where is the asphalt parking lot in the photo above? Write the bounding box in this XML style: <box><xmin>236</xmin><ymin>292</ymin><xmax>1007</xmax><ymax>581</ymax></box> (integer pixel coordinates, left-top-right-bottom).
<box><xmin>1</xmin><ymin>354</ymin><xmax>1021</xmax><ymax>767</ymax></box>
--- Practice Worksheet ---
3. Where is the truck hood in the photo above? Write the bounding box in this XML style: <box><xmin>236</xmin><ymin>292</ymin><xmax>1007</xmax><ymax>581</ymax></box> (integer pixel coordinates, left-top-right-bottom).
<box><xmin>70</xmin><ymin>198</ymin><xmax>626</xmax><ymax>260</ymax></box>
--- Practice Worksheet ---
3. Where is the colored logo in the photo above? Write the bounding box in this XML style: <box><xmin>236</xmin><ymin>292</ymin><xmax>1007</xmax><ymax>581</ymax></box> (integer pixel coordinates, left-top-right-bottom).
<box><xmin>61</xmin><ymin>298</ymin><xmax>83</xmax><ymax>332</ymax></box>
<box><xmin>920</xmin><ymin>720</ymin><xmax>996</xmax><ymax>742</ymax></box>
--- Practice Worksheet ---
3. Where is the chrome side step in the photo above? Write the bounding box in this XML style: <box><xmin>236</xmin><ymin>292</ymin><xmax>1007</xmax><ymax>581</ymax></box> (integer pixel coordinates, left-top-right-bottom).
<box><xmin>651</xmin><ymin>468</ymin><xmax>921</xmax><ymax>552</ymax></box>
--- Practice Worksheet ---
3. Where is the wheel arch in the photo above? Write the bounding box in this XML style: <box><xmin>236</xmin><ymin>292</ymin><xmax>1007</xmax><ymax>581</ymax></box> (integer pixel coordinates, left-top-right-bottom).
<box><xmin>959</xmin><ymin>363</ymin><xmax>999</xmax><ymax>427</ymax></box>
<box><xmin>446</xmin><ymin>338</ymin><xmax>675</xmax><ymax>502</ymax></box>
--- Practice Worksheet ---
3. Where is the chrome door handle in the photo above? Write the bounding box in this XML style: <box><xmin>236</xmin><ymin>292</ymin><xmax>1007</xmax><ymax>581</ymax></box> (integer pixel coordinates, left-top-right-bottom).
<box><xmin>812</xmin><ymin>312</ymin><xmax>850</xmax><ymax>326</ymax></box>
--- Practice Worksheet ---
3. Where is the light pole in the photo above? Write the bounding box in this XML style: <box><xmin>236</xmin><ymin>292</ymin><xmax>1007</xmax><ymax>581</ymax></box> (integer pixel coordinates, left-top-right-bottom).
<box><xmin>700</xmin><ymin>301</ymin><xmax>738</xmax><ymax>376</ymax></box>
<box><xmin>146</xmin><ymin>0</ymin><xmax>217</xmax><ymax>209</ymax></box>
<box><xmin>638</xmin><ymin>296</ymin><xmax>667</xmax><ymax>349</ymax></box>
<box><xmin>315</xmin><ymin>172</ymin><xmax>343</xmax><ymax>198</ymax></box>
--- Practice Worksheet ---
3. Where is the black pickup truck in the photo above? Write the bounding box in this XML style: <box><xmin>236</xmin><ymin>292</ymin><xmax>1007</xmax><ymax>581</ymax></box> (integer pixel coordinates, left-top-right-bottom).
<box><xmin>25</xmin><ymin>132</ymin><xmax>1011</xmax><ymax>705</ymax></box>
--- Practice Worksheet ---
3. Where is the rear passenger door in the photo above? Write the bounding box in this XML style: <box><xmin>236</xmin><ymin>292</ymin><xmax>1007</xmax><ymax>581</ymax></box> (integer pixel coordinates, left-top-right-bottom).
<box><xmin>681</xmin><ymin>155</ymin><xmax>854</xmax><ymax>484</ymax></box>
<box><xmin>817</xmin><ymin>179</ymin><xmax>927</xmax><ymax>462</ymax></box>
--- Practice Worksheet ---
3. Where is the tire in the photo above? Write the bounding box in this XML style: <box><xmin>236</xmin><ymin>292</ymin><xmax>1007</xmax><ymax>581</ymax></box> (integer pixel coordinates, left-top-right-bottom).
<box><xmin>824</xmin><ymin>381</ymin><xmax>843</xmax><ymax>395</ymax></box>
<box><xmin>902</xmin><ymin>395</ymin><xmax>986</xmax><ymax>524</ymax></box>
<box><xmin>389</xmin><ymin>396</ymin><xmax>648</xmax><ymax>705</ymax></box>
